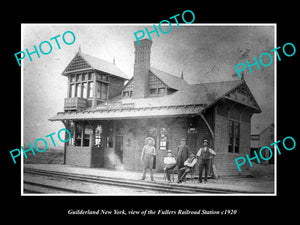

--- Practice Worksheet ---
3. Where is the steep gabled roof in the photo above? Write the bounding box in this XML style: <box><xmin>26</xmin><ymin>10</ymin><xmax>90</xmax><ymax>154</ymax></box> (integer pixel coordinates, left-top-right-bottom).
<box><xmin>191</xmin><ymin>79</ymin><xmax>261</xmax><ymax>112</ymax></box>
<box><xmin>117</xmin><ymin>79</ymin><xmax>261</xmax><ymax>112</ymax></box>
<box><xmin>150</xmin><ymin>67</ymin><xmax>190</xmax><ymax>90</ymax></box>
<box><xmin>120</xmin><ymin>67</ymin><xmax>190</xmax><ymax>92</ymax></box>
<box><xmin>62</xmin><ymin>52</ymin><xmax>129</xmax><ymax>80</ymax></box>
<box><xmin>118</xmin><ymin>79</ymin><xmax>245</xmax><ymax>108</ymax></box>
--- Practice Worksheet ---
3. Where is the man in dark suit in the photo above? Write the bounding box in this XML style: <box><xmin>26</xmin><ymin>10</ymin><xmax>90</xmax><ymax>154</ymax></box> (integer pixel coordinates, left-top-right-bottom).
<box><xmin>176</xmin><ymin>138</ymin><xmax>190</xmax><ymax>180</ymax></box>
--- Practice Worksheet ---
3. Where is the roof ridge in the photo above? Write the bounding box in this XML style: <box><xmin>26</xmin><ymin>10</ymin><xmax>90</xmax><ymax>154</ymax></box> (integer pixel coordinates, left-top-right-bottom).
<box><xmin>80</xmin><ymin>52</ymin><xmax>117</xmax><ymax>69</ymax></box>
<box><xmin>150</xmin><ymin>67</ymin><xmax>190</xmax><ymax>90</ymax></box>
<box><xmin>191</xmin><ymin>79</ymin><xmax>243</xmax><ymax>86</ymax></box>
<box><xmin>79</xmin><ymin>52</ymin><xmax>129</xmax><ymax>80</ymax></box>
<box><xmin>150</xmin><ymin>67</ymin><xmax>181</xmax><ymax>78</ymax></box>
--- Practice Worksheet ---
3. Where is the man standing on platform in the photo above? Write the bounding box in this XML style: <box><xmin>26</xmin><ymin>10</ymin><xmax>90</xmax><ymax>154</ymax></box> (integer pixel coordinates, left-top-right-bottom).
<box><xmin>196</xmin><ymin>139</ymin><xmax>216</xmax><ymax>183</ymax></box>
<box><xmin>140</xmin><ymin>137</ymin><xmax>156</xmax><ymax>181</ymax></box>
<box><xmin>176</xmin><ymin>138</ymin><xmax>190</xmax><ymax>181</ymax></box>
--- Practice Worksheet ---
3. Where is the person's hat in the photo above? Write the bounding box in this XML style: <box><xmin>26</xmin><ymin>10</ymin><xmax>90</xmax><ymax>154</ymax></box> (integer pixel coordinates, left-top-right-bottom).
<box><xmin>181</xmin><ymin>138</ymin><xmax>186</xmax><ymax>141</ymax></box>
<box><xmin>203</xmin><ymin>139</ymin><xmax>209</xmax><ymax>143</ymax></box>
<box><xmin>167</xmin><ymin>150</ymin><xmax>172</xmax><ymax>153</ymax></box>
<box><xmin>145</xmin><ymin>137</ymin><xmax>155</xmax><ymax>144</ymax></box>
<box><xmin>189</xmin><ymin>152</ymin><xmax>195</xmax><ymax>156</ymax></box>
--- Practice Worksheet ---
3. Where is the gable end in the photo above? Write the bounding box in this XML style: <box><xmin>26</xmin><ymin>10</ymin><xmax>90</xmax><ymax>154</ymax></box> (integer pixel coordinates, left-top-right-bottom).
<box><xmin>225</xmin><ymin>81</ymin><xmax>261</xmax><ymax>112</ymax></box>
<box><xmin>62</xmin><ymin>53</ymin><xmax>93</xmax><ymax>75</ymax></box>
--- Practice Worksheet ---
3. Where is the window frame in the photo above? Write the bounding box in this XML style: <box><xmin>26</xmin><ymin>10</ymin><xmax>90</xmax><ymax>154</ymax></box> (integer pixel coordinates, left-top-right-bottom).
<box><xmin>228</xmin><ymin>119</ymin><xmax>240</xmax><ymax>153</ymax></box>
<box><xmin>68</xmin><ymin>72</ymin><xmax>93</xmax><ymax>99</ymax></box>
<box><xmin>68</xmin><ymin>120</ymin><xmax>91</xmax><ymax>147</ymax></box>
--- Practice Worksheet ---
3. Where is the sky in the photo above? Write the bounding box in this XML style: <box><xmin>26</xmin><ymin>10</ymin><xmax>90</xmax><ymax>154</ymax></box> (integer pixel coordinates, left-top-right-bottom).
<box><xmin>22</xmin><ymin>24</ymin><xmax>275</xmax><ymax>147</ymax></box>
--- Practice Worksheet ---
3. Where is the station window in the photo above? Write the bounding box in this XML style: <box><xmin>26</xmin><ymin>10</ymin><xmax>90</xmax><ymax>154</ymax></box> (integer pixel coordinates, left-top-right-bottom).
<box><xmin>75</xmin><ymin>121</ymin><xmax>83</xmax><ymax>146</ymax></box>
<box><xmin>70</xmin><ymin>74</ymin><xmax>76</xmax><ymax>82</ymax></box>
<box><xmin>82</xmin><ymin>73</ymin><xmax>88</xmax><ymax>81</ymax></box>
<box><xmin>158</xmin><ymin>87</ymin><xmax>166</xmax><ymax>95</ymax></box>
<box><xmin>102</xmin><ymin>82</ymin><xmax>107</xmax><ymax>100</ymax></box>
<box><xmin>228</xmin><ymin>120</ymin><xmax>240</xmax><ymax>153</ymax></box>
<box><xmin>234</xmin><ymin>122</ymin><xmax>240</xmax><ymax>153</ymax></box>
<box><xmin>149</xmin><ymin>88</ymin><xmax>157</xmax><ymax>96</ymax></box>
<box><xmin>76</xmin><ymin>83</ymin><xmax>82</xmax><ymax>98</ymax></box>
<box><xmin>76</xmin><ymin>74</ymin><xmax>82</xmax><ymax>82</ymax></box>
<box><xmin>88</xmin><ymin>72</ymin><xmax>93</xmax><ymax>80</ymax></box>
<box><xmin>123</xmin><ymin>91</ymin><xmax>129</xmax><ymax>98</ymax></box>
<box><xmin>88</xmin><ymin>82</ymin><xmax>93</xmax><ymax>98</ymax></box>
<box><xmin>83</xmin><ymin>122</ymin><xmax>91</xmax><ymax>147</ymax></box>
<box><xmin>122</xmin><ymin>80</ymin><xmax>133</xmax><ymax>98</ymax></box>
<box><xmin>68</xmin><ymin>72</ymin><xmax>93</xmax><ymax>99</ymax></box>
<box><xmin>70</xmin><ymin>84</ymin><xmax>75</xmax><ymax>97</ymax></box>
<box><xmin>82</xmin><ymin>82</ymin><xmax>87</xmax><ymax>98</ymax></box>
<box><xmin>68</xmin><ymin>121</ymin><xmax>91</xmax><ymax>147</ymax></box>
<box><xmin>96</xmin><ymin>81</ymin><xmax>108</xmax><ymax>100</ymax></box>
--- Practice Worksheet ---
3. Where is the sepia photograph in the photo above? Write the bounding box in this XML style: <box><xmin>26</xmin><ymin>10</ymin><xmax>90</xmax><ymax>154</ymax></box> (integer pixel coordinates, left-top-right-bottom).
<box><xmin>21</xmin><ymin>24</ymin><xmax>275</xmax><ymax>195</ymax></box>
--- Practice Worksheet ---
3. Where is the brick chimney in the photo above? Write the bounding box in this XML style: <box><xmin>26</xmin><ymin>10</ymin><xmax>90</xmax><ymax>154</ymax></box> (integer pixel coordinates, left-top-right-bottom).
<box><xmin>132</xmin><ymin>38</ymin><xmax>152</xmax><ymax>98</ymax></box>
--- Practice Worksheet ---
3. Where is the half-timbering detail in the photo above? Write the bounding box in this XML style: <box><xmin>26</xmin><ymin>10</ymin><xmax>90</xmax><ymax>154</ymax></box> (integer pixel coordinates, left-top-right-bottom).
<box><xmin>63</xmin><ymin>54</ymin><xmax>92</xmax><ymax>74</ymax></box>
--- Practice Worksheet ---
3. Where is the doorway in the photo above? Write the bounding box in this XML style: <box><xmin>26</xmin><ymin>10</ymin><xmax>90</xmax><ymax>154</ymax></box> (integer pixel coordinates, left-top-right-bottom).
<box><xmin>115</xmin><ymin>136</ymin><xmax>123</xmax><ymax>163</ymax></box>
<box><xmin>115</xmin><ymin>121</ymin><xmax>124</xmax><ymax>163</ymax></box>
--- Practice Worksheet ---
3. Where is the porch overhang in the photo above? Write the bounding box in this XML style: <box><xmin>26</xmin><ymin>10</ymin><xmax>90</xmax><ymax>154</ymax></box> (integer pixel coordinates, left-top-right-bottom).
<box><xmin>48</xmin><ymin>104</ymin><xmax>206</xmax><ymax>121</ymax></box>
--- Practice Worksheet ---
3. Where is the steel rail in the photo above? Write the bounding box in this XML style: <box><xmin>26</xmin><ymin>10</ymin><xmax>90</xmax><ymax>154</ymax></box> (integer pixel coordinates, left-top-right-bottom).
<box><xmin>24</xmin><ymin>180</ymin><xmax>91</xmax><ymax>194</ymax></box>
<box><xmin>24</xmin><ymin>167</ymin><xmax>243</xmax><ymax>194</ymax></box>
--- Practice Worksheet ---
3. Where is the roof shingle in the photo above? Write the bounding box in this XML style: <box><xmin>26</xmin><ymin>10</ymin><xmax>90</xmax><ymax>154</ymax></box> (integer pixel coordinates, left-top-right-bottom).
<box><xmin>150</xmin><ymin>67</ymin><xmax>190</xmax><ymax>90</ymax></box>
<box><xmin>63</xmin><ymin>52</ymin><xmax>129</xmax><ymax>80</ymax></box>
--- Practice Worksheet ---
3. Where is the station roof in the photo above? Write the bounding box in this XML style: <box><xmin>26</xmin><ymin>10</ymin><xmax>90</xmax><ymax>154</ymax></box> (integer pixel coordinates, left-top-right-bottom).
<box><xmin>62</xmin><ymin>52</ymin><xmax>129</xmax><ymax>80</ymax></box>
<box><xmin>49</xmin><ymin>104</ymin><xmax>205</xmax><ymax>121</ymax></box>
<box><xmin>150</xmin><ymin>67</ymin><xmax>190</xmax><ymax>91</ymax></box>
<box><xmin>49</xmin><ymin>79</ymin><xmax>261</xmax><ymax>121</ymax></box>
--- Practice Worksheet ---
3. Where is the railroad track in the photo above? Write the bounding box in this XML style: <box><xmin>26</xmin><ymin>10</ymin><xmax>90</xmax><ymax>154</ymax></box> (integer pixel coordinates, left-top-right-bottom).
<box><xmin>23</xmin><ymin>167</ymin><xmax>242</xmax><ymax>194</ymax></box>
<box><xmin>24</xmin><ymin>180</ymin><xmax>90</xmax><ymax>194</ymax></box>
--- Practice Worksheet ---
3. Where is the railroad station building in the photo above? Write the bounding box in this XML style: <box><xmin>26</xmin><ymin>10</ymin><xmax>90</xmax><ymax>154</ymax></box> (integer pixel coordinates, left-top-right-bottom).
<box><xmin>49</xmin><ymin>38</ymin><xmax>262</xmax><ymax>176</ymax></box>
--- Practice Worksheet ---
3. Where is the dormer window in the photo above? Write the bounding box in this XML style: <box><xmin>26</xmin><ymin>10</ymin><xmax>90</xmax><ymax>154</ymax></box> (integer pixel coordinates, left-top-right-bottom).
<box><xmin>149</xmin><ymin>88</ymin><xmax>156</xmax><ymax>96</ymax></box>
<box><xmin>148</xmin><ymin>73</ymin><xmax>167</xmax><ymax>97</ymax></box>
<box><xmin>149</xmin><ymin>86</ymin><xmax>167</xmax><ymax>97</ymax></box>
<box><xmin>123</xmin><ymin>91</ymin><xmax>132</xmax><ymax>98</ymax></box>
<box><xmin>158</xmin><ymin>87</ymin><xmax>166</xmax><ymax>95</ymax></box>
<box><xmin>122</xmin><ymin>79</ymin><xmax>134</xmax><ymax>98</ymax></box>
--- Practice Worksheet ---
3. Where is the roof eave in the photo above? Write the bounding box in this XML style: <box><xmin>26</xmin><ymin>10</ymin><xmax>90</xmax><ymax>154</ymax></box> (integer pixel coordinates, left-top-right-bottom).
<box><xmin>200</xmin><ymin>80</ymin><xmax>262</xmax><ymax>113</ymax></box>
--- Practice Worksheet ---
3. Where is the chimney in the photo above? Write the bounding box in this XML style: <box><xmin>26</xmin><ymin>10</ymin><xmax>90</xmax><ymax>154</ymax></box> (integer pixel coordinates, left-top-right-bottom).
<box><xmin>132</xmin><ymin>38</ymin><xmax>152</xmax><ymax>98</ymax></box>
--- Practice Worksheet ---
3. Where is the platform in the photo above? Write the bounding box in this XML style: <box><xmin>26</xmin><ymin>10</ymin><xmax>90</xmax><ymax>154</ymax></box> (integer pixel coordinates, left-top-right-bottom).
<box><xmin>23</xmin><ymin>164</ymin><xmax>275</xmax><ymax>194</ymax></box>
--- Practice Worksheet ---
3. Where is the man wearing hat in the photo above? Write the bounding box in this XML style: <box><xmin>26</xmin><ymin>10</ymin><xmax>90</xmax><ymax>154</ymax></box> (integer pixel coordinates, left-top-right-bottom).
<box><xmin>176</xmin><ymin>138</ymin><xmax>190</xmax><ymax>180</ymax></box>
<box><xmin>140</xmin><ymin>137</ymin><xmax>156</xmax><ymax>181</ymax></box>
<box><xmin>196</xmin><ymin>139</ymin><xmax>216</xmax><ymax>183</ymax></box>
<box><xmin>177</xmin><ymin>152</ymin><xmax>197</xmax><ymax>183</ymax></box>
<box><xmin>163</xmin><ymin>150</ymin><xmax>177</xmax><ymax>182</ymax></box>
